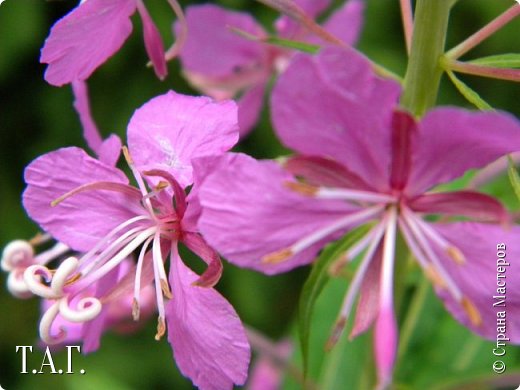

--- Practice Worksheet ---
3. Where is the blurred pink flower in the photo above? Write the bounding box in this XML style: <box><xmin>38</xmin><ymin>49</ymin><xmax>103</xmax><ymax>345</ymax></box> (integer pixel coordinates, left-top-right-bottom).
<box><xmin>40</xmin><ymin>0</ymin><xmax>186</xmax><ymax>85</ymax></box>
<box><xmin>21</xmin><ymin>91</ymin><xmax>249</xmax><ymax>389</ymax></box>
<box><xmin>197</xmin><ymin>47</ymin><xmax>520</xmax><ymax>388</ymax></box>
<box><xmin>176</xmin><ymin>0</ymin><xmax>363</xmax><ymax>136</ymax></box>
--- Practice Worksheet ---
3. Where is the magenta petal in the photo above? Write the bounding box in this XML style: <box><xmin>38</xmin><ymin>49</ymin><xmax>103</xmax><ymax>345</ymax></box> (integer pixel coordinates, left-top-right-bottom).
<box><xmin>410</xmin><ymin>191</ymin><xmax>509</xmax><ymax>224</ymax></box>
<box><xmin>136</xmin><ymin>1</ymin><xmax>167</xmax><ymax>80</ymax></box>
<box><xmin>71</xmin><ymin>80</ymin><xmax>102</xmax><ymax>153</ymax></box>
<box><xmin>127</xmin><ymin>91</ymin><xmax>239</xmax><ymax>188</ymax></box>
<box><xmin>285</xmin><ymin>155</ymin><xmax>371</xmax><ymax>190</ymax></box>
<box><xmin>198</xmin><ymin>153</ymin><xmax>359</xmax><ymax>275</ymax></box>
<box><xmin>350</xmin><ymin>245</ymin><xmax>382</xmax><ymax>338</ymax></box>
<box><xmin>237</xmin><ymin>82</ymin><xmax>266</xmax><ymax>138</ymax></box>
<box><xmin>179</xmin><ymin>4</ymin><xmax>268</xmax><ymax>78</ymax></box>
<box><xmin>23</xmin><ymin>147</ymin><xmax>141</xmax><ymax>252</ymax></box>
<box><xmin>182</xmin><ymin>232</ymin><xmax>223</xmax><ymax>288</ymax></box>
<box><xmin>407</xmin><ymin>108</ymin><xmax>520</xmax><ymax>195</ymax></box>
<box><xmin>321</xmin><ymin>0</ymin><xmax>364</xmax><ymax>45</ymax></box>
<box><xmin>271</xmin><ymin>47</ymin><xmax>401</xmax><ymax>191</ymax></box>
<box><xmin>374</xmin><ymin>306</ymin><xmax>398</xmax><ymax>389</ymax></box>
<box><xmin>40</xmin><ymin>0</ymin><xmax>137</xmax><ymax>86</ymax></box>
<box><xmin>430</xmin><ymin>222</ymin><xmax>520</xmax><ymax>342</ymax></box>
<box><xmin>167</xmin><ymin>245</ymin><xmax>250</xmax><ymax>390</ymax></box>
<box><xmin>97</xmin><ymin>134</ymin><xmax>122</xmax><ymax>167</ymax></box>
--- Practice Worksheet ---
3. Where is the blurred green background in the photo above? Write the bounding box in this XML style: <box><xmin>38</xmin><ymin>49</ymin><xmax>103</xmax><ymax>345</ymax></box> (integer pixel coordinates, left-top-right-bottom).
<box><xmin>0</xmin><ymin>0</ymin><xmax>518</xmax><ymax>389</ymax></box>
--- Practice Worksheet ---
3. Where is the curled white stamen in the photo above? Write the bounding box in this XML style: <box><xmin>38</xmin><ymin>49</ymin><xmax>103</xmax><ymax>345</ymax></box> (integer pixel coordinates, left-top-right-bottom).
<box><xmin>24</xmin><ymin>265</ymin><xmax>61</xmax><ymax>299</ymax></box>
<box><xmin>1</xmin><ymin>240</ymin><xmax>34</xmax><ymax>271</ymax></box>
<box><xmin>133</xmin><ymin>236</ymin><xmax>154</xmax><ymax>321</ymax></box>
<box><xmin>51</xmin><ymin>257</ymin><xmax>80</xmax><ymax>296</ymax></box>
<box><xmin>40</xmin><ymin>301</ymin><xmax>67</xmax><ymax>345</ymax></box>
<box><xmin>59</xmin><ymin>296</ymin><xmax>102</xmax><ymax>323</ymax></box>
<box><xmin>7</xmin><ymin>269</ymin><xmax>33</xmax><ymax>299</ymax></box>
<box><xmin>35</xmin><ymin>242</ymin><xmax>70</xmax><ymax>265</ymax></box>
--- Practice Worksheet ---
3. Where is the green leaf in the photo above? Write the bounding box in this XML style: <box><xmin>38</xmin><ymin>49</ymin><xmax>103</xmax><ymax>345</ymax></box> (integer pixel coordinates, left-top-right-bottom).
<box><xmin>445</xmin><ymin>70</ymin><xmax>494</xmax><ymax>111</ymax></box>
<box><xmin>228</xmin><ymin>26</ymin><xmax>320</xmax><ymax>54</ymax></box>
<box><xmin>507</xmin><ymin>155</ymin><xmax>520</xmax><ymax>204</ymax></box>
<box><xmin>263</xmin><ymin>36</ymin><xmax>320</xmax><ymax>53</ymax></box>
<box><xmin>298</xmin><ymin>224</ymin><xmax>371</xmax><ymax>377</ymax></box>
<box><xmin>469</xmin><ymin>53</ymin><xmax>520</xmax><ymax>68</ymax></box>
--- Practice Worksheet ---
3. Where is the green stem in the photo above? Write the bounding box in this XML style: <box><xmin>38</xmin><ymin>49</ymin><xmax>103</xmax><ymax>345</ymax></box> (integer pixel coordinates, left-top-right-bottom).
<box><xmin>401</xmin><ymin>0</ymin><xmax>454</xmax><ymax>116</ymax></box>
<box><xmin>397</xmin><ymin>274</ymin><xmax>430</xmax><ymax>360</ymax></box>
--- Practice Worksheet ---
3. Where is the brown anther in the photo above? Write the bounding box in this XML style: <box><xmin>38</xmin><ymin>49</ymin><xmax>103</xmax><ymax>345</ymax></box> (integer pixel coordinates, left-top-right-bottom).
<box><xmin>325</xmin><ymin>317</ymin><xmax>347</xmax><ymax>351</ymax></box>
<box><xmin>155</xmin><ymin>181</ymin><xmax>169</xmax><ymax>191</ymax></box>
<box><xmin>461</xmin><ymin>297</ymin><xmax>482</xmax><ymax>327</ymax></box>
<box><xmin>160</xmin><ymin>279</ymin><xmax>173</xmax><ymax>299</ymax></box>
<box><xmin>284</xmin><ymin>181</ymin><xmax>319</xmax><ymax>196</ymax></box>
<box><xmin>424</xmin><ymin>265</ymin><xmax>446</xmax><ymax>289</ymax></box>
<box><xmin>64</xmin><ymin>273</ymin><xmax>82</xmax><ymax>286</ymax></box>
<box><xmin>261</xmin><ymin>248</ymin><xmax>294</xmax><ymax>264</ymax></box>
<box><xmin>132</xmin><ymin>298</ymin><xmax>140</xmax><ymax>321</ymax></box>
<box><xmin>446</xmin><ymin>246</ymin><xmax>465</xmax><ymax>265</ymax></box>
<box><xmin>155</xmin><ymin>317</ymin><xmax>166</xmax><ymax>341</ymax></box>
<box><xmin>329</xmin><ymin>256</ymin><xmax>349</xmax><ymax>277</ymax></box>
<box><xmin>29</xmin><ymin>233</ymin><xmax>46</xmax><ymax>246</ymax></box>
<box><xmin>122</xmin><ymin>146</ymin><xmax>133</xmax><ymax>165</ymax></box>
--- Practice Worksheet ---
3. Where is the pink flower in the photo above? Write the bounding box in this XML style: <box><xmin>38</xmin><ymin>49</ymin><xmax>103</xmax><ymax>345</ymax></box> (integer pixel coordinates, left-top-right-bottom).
<box><xmin>40</xmin><ymin>0</ymin><xmax>186</xmax><ymax>86</ymax></box>
<box><xmin>21</xmin><ymin>91</ymin><xmax>249</xmax><ymax>389</ymax></box>
<box><xmin>176</xmin><ymin>0</ymin><xmax>363</xmax><ymax>136</ymax></box>
<box><xmin>196</xmin><ymin>48</ymin><xmax>520</xmax><ymax>388</ymax></box>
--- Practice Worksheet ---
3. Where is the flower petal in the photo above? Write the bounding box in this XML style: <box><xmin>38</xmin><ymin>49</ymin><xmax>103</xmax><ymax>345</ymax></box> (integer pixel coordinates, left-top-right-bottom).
<box><xmin>430</xmin><ymin>222</ymin><xmax>520</xmax><ymax>342</ymax></box>
<box><xmin>40</xmin><ymin>0</ymin><xmax>137</xmax><ymax>86</ymax></box>
<box><xmin>178</xmin><ymin>4</ymin><xmax>268</xmax><ymax>79</ymax></box>
<box><xmin>407</xmin><ymin>108</ymin><xmax>520</xmax><ymax>195</ymax></box>
<box><xmin>198</xmin><ymin>153</ymin><xmax>360</xmax><ymax>275</ymax></box>
<box><xmin>410</xmin><ymin>191</ymin><xmax>509</xmax><ymax>224</ymax></box>
<box><xmin>136</xmin><ymin>1</ymin><xmax>167</xmax><ymax>80</ymax></box>
<box><xmin>22</xmin><ymin>147</ymin><xmax>140</xmax><ymax>252</ymax></box>
<box><xmin>127</xmin><ymin>91</ymin><xmax>239</xmax><ymax>188</ymax></box>
<box><xmin>271</xmin><ymin>47</ymin><xmax>401</xmax><ymax>191</ymax></box>
<box><xmin>167</xmin><ymin>245</ymin><xmax>250</xmax><ymax>390</ymax></box>
<box><xmin>237</xmin><ymin>82</ymin><xmax>266</xmax><ymax>138</ymax></box>
<box><xmin>321</xmin><ymin>0</ymin><xmax>364</xmax><ymax>45</ymax></box>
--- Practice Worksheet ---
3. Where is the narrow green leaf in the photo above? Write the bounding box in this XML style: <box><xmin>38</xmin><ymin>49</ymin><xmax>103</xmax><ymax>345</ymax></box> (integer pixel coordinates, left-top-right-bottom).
<box><xmin>445</xmin><ymin>70</ymin><xmax>494</xmax><ymax>111</ymax></box>
<box><xmin>228</xmin><ymin>25</ymin><xmax>320</xmax><ymax>54</ymax></box>
<box><xmin>469</xmin><ymin>53</ymin><xmax>520</xmax><ymax>68</ymax></box>
<box><xmin>507</xmin><ymin>155</ymin><xmax>520</xmax><ymax>203</ymax></box>
<box><xmin>263</xmin><ymin>36</ymin><xmax>320</xmax><ymax>53</ymax></box>
<box><xmin>298</xmin><ymin>225</ymin><xmax>370</xmax><ymax>377</ymax></box>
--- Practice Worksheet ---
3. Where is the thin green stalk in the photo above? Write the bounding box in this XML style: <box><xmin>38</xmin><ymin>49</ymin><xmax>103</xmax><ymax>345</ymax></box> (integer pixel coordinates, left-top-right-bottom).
<box><xmin>397</xmin><ymin>275</ymin><xmax>430</xmax><ymax>360</ymax></box>
<box><xmin>401</xmin><ymin>0</ymin><xmax>455</xmax><ymax>116</ymax></box>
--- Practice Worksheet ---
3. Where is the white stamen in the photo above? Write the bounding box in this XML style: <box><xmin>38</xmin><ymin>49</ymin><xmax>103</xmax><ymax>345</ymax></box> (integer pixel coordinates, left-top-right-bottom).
<box><xmin>152</xmin><ymin>233</ymin><xmax>167</xmax><ymax>321</ymax></box>
<box><xmin>292</xmin><ymin>206</ymin><xmax>385</xmax><ymax>254</ymax></box>
<box><xmin>58</xmin><ymin>296</ymin><xmax>102</xmax><ymax>323</ymax></box>
<box><xmin>412</xmin><ymin>217</ymin><xmax>465</xmax><ymax>264</ymax></box>
<box><xmin>380</xmin><ymin>208</ymin><xmax>398</xmax><ymax>308</ymax></box>
<box><xmin>80</xmin><ymin>225</ymin><xmax>146</xmax><ymax>275</ymax></box>
<box><xmin>51</xmin><ymin>257</ymin><xmax>80</xmax><ymax>296</ymax></box>
<box><xmin>24</xmin><ymin>265</ymin><xmax>61</xmax><ymax>299</ymax></box>
<box><xmin>1</xmin><ymin>240</ymin><xmax>33</xmax><ymax>271</ymax></box>
<box><xmin>401</xmin><ymin>208</ymin><xmax>463</xmax><ymax>301</ymax></box>
<box><xmin>76</xmin><ymin>227</ymin><xmax>157</xmax><ymax>291</ymax></box>
<box><xmin>327</xmin><ymin>219</ymin><xmax>387</xmax><ymax>348</ymax></box>
<box><xmin>78</xmin><ymin>215</ymin><xmax>151</xmax><ymax>268</ymax></box>
<box><xmin>35</xmin><ymin>242</ymin><xmax>70</xmax><ymax>265</ymax></box>
<box><xmin>317</xmin><ymin>188</ymin><xmax>397</xmax><ymax>204</ymax></box>
<box><xmin>133</xmin><ymin>236</ymin><xmax>154</xmax><ymax>321</ymax></box>
<box><xmin>40</xmin><ymin>301</ymin><xmax>67</xmax><ymax>345</ymax></box>
<box><xmin>7</xmin><ymin>269</ymin><xmax>33</xmax><ymax>299</ymax></box>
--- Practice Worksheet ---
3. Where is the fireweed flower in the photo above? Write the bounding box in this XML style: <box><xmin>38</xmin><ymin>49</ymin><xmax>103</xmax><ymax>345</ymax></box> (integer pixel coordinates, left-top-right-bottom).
<box><xmin>177</xmin><ymin>0</ymin><xmax>363</xmax><ymax>136</ymax></box>
<box><xmin>21</xmin><ymin>91</ymin><xmax>250</xmax><ymax>389</ymax></box>
<box><xmin>197</xmin><ymin>48</ymin><xmax>520</xmax><ymax>388</ymax></box>
<box><xmin>40</xmin><ymin>0</ymin><xmax>187</xmax><ymax>85</ymax></box>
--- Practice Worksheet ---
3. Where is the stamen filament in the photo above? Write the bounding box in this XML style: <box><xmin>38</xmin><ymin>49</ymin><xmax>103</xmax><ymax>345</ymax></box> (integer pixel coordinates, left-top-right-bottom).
<box><xmin>133</xmin><ymin>236</ymin><xmax>154</xmax><ymax>321</ymax></box>
<box><xmin>263</xmin><ymin>205</ymin><xmax>384</xmax><ymax>264</ymax></box>
<box><xmin>40</xmin><ymin>301</ymin><xmax>67</xmax><ymax>345</ymax></box>
<box><xmin>58</xmin><ymin>296</ymin><xmax>102</xmax><ymax>323</ymax></box>
<box><xmin>412</xmin><ymin>217</ymin><xmax>465</xmax><ymax>264</ymax></box>
<box><xmin>326</xmin><ymin>220</ymin><xmax>387</xmax><ymax>350</ymax></box>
